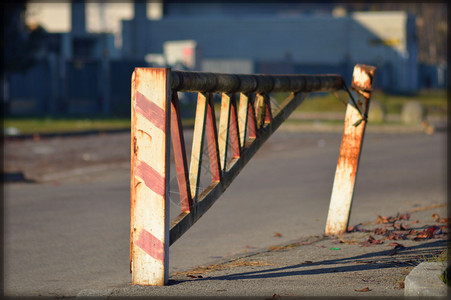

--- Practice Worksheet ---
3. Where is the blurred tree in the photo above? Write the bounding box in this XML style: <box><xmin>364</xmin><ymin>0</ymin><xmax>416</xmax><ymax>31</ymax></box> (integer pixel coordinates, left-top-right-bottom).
<box><xmin>2</xmin><ymin>1</ymin><xmax>48</xmax><ymax>73</ymax></box>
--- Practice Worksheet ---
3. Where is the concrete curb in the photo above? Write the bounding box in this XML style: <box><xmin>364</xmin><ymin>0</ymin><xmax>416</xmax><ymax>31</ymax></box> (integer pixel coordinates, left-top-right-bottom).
<box><xmin>404</xmin><ymin>262</ymin><xmax>449</xmax><ymax>296</ymax></box>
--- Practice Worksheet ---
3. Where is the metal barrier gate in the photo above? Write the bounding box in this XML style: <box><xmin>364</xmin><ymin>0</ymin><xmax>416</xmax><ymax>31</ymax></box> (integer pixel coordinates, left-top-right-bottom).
<box><xmin>131</xmin><ymin>64</ymin><xmax>375</xmax><ymax>285</ymax></box>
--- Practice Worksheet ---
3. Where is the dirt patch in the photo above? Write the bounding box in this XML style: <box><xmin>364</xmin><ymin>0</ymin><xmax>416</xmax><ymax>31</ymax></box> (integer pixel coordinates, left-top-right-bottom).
<box><xmin>172</xmin><ymin>258</ymin><xmax>275</xmax><ymax>277</ymax></box>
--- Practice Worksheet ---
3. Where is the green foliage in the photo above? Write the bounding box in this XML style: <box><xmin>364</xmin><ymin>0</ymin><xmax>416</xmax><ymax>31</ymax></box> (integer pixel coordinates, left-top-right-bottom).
<box><xmin>273</xmin><ymin>89</ymin><xmax>447</xmax><ymax>117</ymax></box>
<box><xmin>371</xmin><ymin>90</ymin><xmax>447</xmax><ymax>116</ymax></box>
<box><xmin>420</xmin><ymin>249</ymin><xmax>448</xmax><ymax>263</ymax></box>
<box><xmin>441</xmin><ymin>266</ymin><xmax>450</xmax><ymax>286</ymax></box>
<box><xmin>3</xmin><ymin>117</ymin><xmax>131</xmax><ymax>134</ymax></box>
<box><xmin>4</xmin><ymin>89</ymin><xmax>446</xmax><ymax>135</ymax></box>
<box><xmin>4</xmin><ymin>115</ymin><xmax>197</xmax><ymax>135</ymax></box>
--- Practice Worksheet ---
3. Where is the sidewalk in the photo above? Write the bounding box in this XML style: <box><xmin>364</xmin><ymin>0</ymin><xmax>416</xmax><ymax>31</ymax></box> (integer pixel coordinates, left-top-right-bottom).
<box><xmin>78</xmin><ymin>203</ymin><xmax>448</xmax><ymax>298</ymax></box>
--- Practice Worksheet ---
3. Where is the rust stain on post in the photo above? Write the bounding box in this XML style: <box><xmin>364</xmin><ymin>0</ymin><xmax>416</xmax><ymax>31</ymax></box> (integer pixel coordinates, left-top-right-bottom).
<box><xmin>131</xmin><ymin>68</ymin><xmax>171</xmax><ymax>286</ymax></box>
<box><xmin>325</xmin><ymin>64</ymin><xmax>375</xmax><ymax>236</ymax></box>
<box><xmin>352</xmin><ymin>64</ymin><xmax>375</xmax><ymax>92</ymax></box>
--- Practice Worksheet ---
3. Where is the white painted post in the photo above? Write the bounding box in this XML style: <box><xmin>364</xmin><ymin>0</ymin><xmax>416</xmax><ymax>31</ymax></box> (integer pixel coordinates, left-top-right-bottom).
<box><xmin>325</xmin><ymin>64</ymin><xmax>375</xmax><ymax>235</ymax></box>
<box><xmin>130</xmin><ymin>68</ymin><xmax>171</xmax><ymax>285</ymax></box>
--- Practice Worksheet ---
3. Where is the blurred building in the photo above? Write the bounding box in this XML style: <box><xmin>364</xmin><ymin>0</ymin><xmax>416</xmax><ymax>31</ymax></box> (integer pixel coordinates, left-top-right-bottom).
<box><xmin>7</xmin><ymin>1</ymin><xmax>147</xmax><ymax>116</ymax></box>
<box><xmin>123</xmin><ymin>7</ymin><xmax>419</xmax><ymax>94</ymax></box>
<box><xmin>4</xmin><ymin>1</ymin><xmax>445</xmax><ymax>116</ymax></box>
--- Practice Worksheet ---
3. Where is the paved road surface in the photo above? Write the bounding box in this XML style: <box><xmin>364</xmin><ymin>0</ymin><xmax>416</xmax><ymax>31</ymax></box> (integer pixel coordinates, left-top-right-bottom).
<box><xmin>3</xmin><ymin>129</ymin><xmax>446</xmax><ymax>296</ymax></box>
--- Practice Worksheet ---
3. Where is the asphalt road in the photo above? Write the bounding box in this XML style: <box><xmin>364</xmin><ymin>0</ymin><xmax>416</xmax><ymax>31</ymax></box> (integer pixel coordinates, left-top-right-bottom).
<box><xmin>3</xmin><ymin>128</ymin><xmax>447</xmax><ymax>297</ymax></box>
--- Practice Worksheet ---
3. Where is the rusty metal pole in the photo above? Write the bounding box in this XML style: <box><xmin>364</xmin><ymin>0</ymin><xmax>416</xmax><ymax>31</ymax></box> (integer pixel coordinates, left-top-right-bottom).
<box><xmin>131</xmin><ymin>68</ymin><xmax>171</xmax><ymax>285</ymax></box>
<box><xmin>325</xmin><ymin>64</ymin><xmax>375</xmax><ymax>235</ymax></box>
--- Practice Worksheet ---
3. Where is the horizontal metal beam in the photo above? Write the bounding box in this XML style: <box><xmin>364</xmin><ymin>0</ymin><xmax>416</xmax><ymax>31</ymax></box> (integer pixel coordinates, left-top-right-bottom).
<box><xmin>171</xmin><ymin>71</ymin><xmax>344</xmax><ymax>94</ymax></box>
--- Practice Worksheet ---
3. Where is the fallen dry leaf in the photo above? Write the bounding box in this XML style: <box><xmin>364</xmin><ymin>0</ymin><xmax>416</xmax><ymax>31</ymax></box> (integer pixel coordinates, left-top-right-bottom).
<box><xmin>429</xmin><ymin>225</ymin><xmax>441</xmax><ymax>234</ymax></box>
<box><xmin>394</xmin><ymin>223</ymin><xmax>409</xmax><ymax>230</ymax></box>
<box><xmin>348</xmin><ymin>224</ymin><xmax>371</xmax><ymax>232</ymax></box>
<box><xmin>390</xmin><ymin>242</ymin><xmax>406</xmax><ymax>250</ymax></box>
<box><xmin>274</xmin><ymin>232</ymin><xmax>283</xmax><ymax>237</ymax></box>
<box><xmin>413</xmin><ymin>226</ymin><xmax>440</xmax><ymax>240</ymax></box>
<box><xmin>398</xmin><ymin>213</ymin><xmax>410</xmax><ymax>220</ymax></box>
<box><xmin>368</xmin><ymin>235</ymin><xmax>384</xmax><ymax>244</ymax></box>
<box><xmin>373</xmin><ymin>227</ymin><xmax>388</xmax><ymax>235</ymax></box>
<box><xmin>413</xmin><ymin>234</ymin><xmax>427</xmax><ymax>241</ymax></box>
<box><xmin>377</xmin><ymin>213</ymin><xmax>410</xmax><ymax>224</ymax></box>
<box><xmin>377</xmin><ymin>215</ymin><xmax>389</xmax><ymax>224</ymax></box>
<box><xmin>355</xmin><ymin>287</ymin><xmax>371</xmax><ymax>292</ymax></box>
<box><xmin>432</xmin><ymin>213</ymin><xmax>440</xmax><ymax>222</ymax></box>
<box><xmin>387</xmin><ymin>232</ymin><xmax>408</xmax><ymax>240</ymax></box>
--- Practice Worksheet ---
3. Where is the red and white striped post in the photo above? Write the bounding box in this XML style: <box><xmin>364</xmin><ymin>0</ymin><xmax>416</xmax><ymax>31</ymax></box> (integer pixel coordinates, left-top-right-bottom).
<box><xmin>325</xmin><ymin>64</ymin><xmax>375</xmax><ymax>235</ymax></box>
<box><xmin>130</xmin><ymin>68</ymin><xmax>171</xmax><ymax>285</ymax></box>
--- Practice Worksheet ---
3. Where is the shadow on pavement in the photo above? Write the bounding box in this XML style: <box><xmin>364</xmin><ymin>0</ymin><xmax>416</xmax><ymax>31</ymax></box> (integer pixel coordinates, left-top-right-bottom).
<box><xmin>182</xmin><ymin>240</ymin><xmax>446</xmax><ymax>283</ymax></box>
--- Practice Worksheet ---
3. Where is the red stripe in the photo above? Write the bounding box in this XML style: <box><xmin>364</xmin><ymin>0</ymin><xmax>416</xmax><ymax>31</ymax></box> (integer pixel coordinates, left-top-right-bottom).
<box><xmin>135</xmin><ymin>229</ymin><xmax>164</xmax><ymax>262</ymax></box>
<box><xmin>135</xmin><ymin>91</ymin><xmax>166</xmax><ymax>132</ymax></box>
<box><xmin>171</xmin><ymin>96</ymin><xmax>192</xmax><ymax>212</ymax></box>
<box><xmin>206</xmin><ymin>101</ymin><xmax>221</xmax><ymax>182</ymax></box>
<box><xmin>136</xmin><ymin>160</ymin><xmax>165</xmax><ymax>196</ymax></box>
<box><xmin>229</xmin><ymin>98</ymin><xmax>241</xmax><ymax>158</ymax></box>
<box><xmin>247</xmin><ymin>102</ymin><xmax>257</xmax><ymax>139</ymax></box>
<box><xmin>264</xmin><ymin>96</ymin><xmax>272</xmax><ymax>124</ymax></box>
